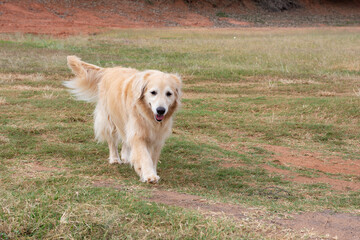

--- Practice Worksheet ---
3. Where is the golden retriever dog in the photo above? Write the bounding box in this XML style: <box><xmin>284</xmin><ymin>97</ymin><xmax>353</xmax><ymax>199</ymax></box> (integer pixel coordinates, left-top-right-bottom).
<box><xmin>64</xmin><ymin>56</ymin><xmax>182</xmax><ymax>183</ymax></box>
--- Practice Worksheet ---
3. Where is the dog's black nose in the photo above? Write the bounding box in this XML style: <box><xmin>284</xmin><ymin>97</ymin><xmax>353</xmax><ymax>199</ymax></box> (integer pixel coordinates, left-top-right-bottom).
<box><xmin>156</xmin><ymin>107</ymin><xmax>166</xmax><ymax>115</ymax></box>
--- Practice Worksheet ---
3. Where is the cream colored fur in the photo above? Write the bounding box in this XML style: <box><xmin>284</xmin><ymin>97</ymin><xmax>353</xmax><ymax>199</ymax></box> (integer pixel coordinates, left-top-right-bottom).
<box><xmin>64</xmin><ymin>56</ymin><xmax>182</xmax><ymax>183</ymax></box>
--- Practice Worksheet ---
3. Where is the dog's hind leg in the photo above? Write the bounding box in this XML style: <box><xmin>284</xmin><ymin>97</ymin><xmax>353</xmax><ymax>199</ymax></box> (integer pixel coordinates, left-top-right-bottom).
<box><xmin>94</xmin><ymin>104</ymin><xmax>122</xmax><ymax>164</ymax></box>
<box><xmin>107</xmin><ymin>130</ymin><xmax>121</xmax><ymax>164</ymax></box>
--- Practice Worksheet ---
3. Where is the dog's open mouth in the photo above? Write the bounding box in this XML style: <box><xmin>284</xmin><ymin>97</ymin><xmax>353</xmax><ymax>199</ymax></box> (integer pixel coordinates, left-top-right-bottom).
<box><xmin>155</xmin><ymin>114</ymin><xmax>164</xmax><ymax>122</ymax></box>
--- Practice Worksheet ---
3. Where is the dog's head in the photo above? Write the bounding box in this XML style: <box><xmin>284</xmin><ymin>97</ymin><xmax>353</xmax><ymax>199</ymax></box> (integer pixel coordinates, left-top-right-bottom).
<box><xmin>133</xmin><ymin>70</ymin><xmax>182</xmax><ymax>123</ymax></box>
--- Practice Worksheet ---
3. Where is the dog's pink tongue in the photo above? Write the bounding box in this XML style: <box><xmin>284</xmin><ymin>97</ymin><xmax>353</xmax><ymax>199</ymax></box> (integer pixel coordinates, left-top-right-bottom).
<box><xmin>156</xmin><ymin>115</ymin><xmax>164</xmax><ymax>121</ymax></box>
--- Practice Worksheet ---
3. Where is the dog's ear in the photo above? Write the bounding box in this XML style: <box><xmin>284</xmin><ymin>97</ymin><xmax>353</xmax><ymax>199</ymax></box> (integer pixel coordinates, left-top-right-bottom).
<box><xmin>133</xmin><ymin>71</ymin><xmax>151</xmax><ymax>100</ymax></box>
<box><xmin>170</xmin><ymin>74</ymin><xmax>182</xmax><ymax>103</ymax></box>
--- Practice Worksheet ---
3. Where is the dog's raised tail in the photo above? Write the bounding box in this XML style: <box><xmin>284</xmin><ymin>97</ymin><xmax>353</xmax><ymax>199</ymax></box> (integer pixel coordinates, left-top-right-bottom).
<box><xmin>64</xmin><ymin>56</ymin><xmax>103</xmax><ymax>102</ymax></box>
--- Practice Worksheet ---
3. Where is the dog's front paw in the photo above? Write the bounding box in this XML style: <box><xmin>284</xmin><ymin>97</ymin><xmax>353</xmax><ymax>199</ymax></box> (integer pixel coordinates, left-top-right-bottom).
<box><xmin>120</xmin><ymin>146</ymin><xmax>130</xmax><ymax>164</ymax></box>
<box><xmin>141</xmin><ymin>174</ymin><xmax>160</xmax><ymax>184</ymax></box>
<box><xmin>120</xmin><ymin>155</ymin><xmax>130</xmax><ymax>164</ymax></box>
<box><xmin>109</xmin><ymin>157</ymin><xmax>122</xmax><ymax>164</ymax></box>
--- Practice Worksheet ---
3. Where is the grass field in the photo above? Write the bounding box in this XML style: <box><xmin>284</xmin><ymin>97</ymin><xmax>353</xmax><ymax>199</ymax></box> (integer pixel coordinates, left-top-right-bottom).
<box><xmin>0</xmin><ymin>28</ymin><xmax>359</xmax><ymax>239</ymax></box>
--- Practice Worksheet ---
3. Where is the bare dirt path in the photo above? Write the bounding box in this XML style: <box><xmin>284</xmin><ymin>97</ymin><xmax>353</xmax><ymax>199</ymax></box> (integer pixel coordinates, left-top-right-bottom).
<box><xmin>276</xmin><ymin>211</ymin><xmax>360</xmax><ymax>240</ymax></box>
<box><xmin>93</xmin><ymin>180</ymin><xmax>360</xmax><ymax>240</ymax></box>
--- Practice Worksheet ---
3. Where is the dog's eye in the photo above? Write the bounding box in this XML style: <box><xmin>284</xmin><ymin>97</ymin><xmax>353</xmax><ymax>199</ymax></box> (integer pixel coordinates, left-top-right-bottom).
<box><xmin>166</xmin><ymin>92</ymin><xmax>172</xmax><ymax>97</ymax></box>
<box><xmin>150</xmin><ymin>91</ymin><xmax>157</xmax><ymax>96</ymax></box>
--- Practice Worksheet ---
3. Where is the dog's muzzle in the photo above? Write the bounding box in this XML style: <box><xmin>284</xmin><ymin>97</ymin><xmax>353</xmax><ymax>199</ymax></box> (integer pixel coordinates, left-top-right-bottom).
<box><xmin>155</xmin><ymin>107</ymin><xmax>166</xmax><ymax>122</ymax></box>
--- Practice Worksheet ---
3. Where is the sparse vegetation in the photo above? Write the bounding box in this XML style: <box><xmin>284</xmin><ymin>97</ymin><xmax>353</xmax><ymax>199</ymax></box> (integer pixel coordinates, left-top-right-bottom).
<box><xmin>0</xmin><ymin>28</ymin><xmax>359</xmax><ymax>239</ymax></box>
<box><xmin>216</xmin><ymin>11</ymin><xmax>229</xmax><ymax>18</ymax></box>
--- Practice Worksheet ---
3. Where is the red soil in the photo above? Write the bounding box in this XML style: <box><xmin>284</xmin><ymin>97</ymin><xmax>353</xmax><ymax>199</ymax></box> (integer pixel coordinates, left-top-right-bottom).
<box><xmin>0</xmin><ymin>0</ymin><xmax>359</xmax><ymax>36</ymax></box>
<box><xmin>0</xmin><ymin>0</ymin><xmax>213</xmax><ymax>36</ymax></box>
<box><xmin>263</xmin><ymin>145</ymin><xmax>360</xmax><ymax>175</ymax></box>
<box><xmin>263</xmin><ymin>165</ymin><xmax>360</xmax><ymax>191</ymax></box>
<box><xmin>262</xmin><ymin>145</ymin><xmax>360</xmax><ymax>191</ymax></box>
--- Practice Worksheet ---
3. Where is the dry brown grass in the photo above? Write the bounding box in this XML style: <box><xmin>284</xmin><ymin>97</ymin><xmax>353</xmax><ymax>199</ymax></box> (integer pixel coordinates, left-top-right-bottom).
<box><xmin>3</xmin><ymin>85</ymin><xmax>60</xmax><ymax>91</ymax></box>
<box><xmin>183</xmin><ymin>92</ymin><xmax>238</xmax><ymax>99</ymax></box>
<box><xmin>0</xmin><ymin>134</ymin><xmax>9</xmax><ymax>144</ymax></box>
<box><xmin>317</xmin><ymin>91</ymin><xmax>337</xmax><ymax>97</ymax></box>
<box><xmin>0</xmin><ymin>96</ymin><xmax>6</xmax><ymax>105</ymax></box>
<box><xmin>0</xmin><ymin>73</ymin><xmax>45</xmax><ymax>83</ymax></box>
